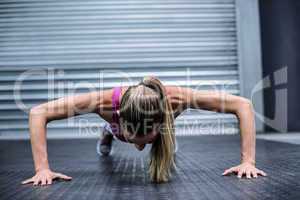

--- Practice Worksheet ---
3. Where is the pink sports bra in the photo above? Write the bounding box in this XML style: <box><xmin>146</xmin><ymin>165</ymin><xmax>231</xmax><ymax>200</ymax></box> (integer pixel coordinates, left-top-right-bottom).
<box><xmin>110</xmin><ymin>86</ymin><xmax>127</xmax><ymax>142</ymax></box>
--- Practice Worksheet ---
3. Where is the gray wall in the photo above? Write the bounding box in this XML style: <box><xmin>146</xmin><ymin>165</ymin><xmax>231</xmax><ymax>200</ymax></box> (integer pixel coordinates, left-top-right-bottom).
<box><xmin>259</xmin><ymin>0</ymin><xmax>300</xmax><ymax>131</ymax></box>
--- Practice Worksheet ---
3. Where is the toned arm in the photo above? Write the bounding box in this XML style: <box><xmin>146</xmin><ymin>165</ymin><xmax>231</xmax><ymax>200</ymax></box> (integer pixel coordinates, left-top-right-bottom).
<box><xmin>21</xmin><ymin>90</ymin><xmax>113</xmax><ymax>186</ymax></box>
<box><xmin>166</xmin><ymin>85</ymin><xmax>266</xmax><ymax>178</ymax></box>
<box><xmin>29</xmin><ymin>90</ymin><xmax>111</xmax><ymax>171</ymax></box>
<box><xmin>167</xmin><ymin>85</ymin><xmax>255</xmax><ymax>163</ymax></box>
<box><xmin>185</xmin><ymin>87</ymin><xmax>256</xmax><ymax>164</ymax></box>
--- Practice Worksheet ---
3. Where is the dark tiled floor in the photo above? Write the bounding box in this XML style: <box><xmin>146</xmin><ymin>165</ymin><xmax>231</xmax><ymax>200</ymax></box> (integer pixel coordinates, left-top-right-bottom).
<box><xmin>0</xmin><ymin>135</ymin><xmax>300</xmax><ymax>200</ymax></box>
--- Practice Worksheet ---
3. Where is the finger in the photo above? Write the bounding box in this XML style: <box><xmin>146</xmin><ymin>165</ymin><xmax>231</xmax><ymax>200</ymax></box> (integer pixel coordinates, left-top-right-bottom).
<box><xmin>45</xmin><ymin>176</ymin><xmax>52</xmax><ymax>185</ymax></box>
<box><xmin>246</xmin><ymin>171</ymin><xmax>251</xmax><ymax>179</ymax></box>
<box><xmin>55</xmin><ymin>173</ymin><xmax>72</xmax><ymax>180</ymax></box>
<box><xmin>41</xmin><ymin>177</ymin><xmax>47</xmax><ymax>186</ymax></box>
<box><xmin>258</xmin><ymin>170</ymin><xmax>267</xmax><ymax>176</ymax></box>
<box><xmin>59</xmin><ymin>174</ymin><xmax>72</xmax><ymax>180</ymax></box>
<box><xmin>252</xmin><ymin>171</ymin><xmax>258</xmax><ymax>178</ymax></box>
<box><xmin>237</xmin><ymin>170</ymin><xmax>244</xmax><ymax>178</ymax></box>
<box><xmin>52</xmin><ymin>173</ymin><xmax>58</xmax><ymax>179</ymax></box>
<box><xmin>222</xmin><ymin>167</ymin><xmax>236</xmax><ymax>176</ymax></box>
<box><xmin>47</xmin><ymin>178</ymin><xmax>52</xmax><ymax>185</ymax></box>
<box><xmin>33</xmin><ymin>178</ymin><xmax>40</xmax><ymax>186</ymax></box>
<box><xmin>222</xmin><ymin>169</ymin><xmax>231</xmax><ymax>176</ymax></box>
<box><xmin>21</xmin><ymin>178</ymin><xmax>33</xmax><ymax>185</ymax></box>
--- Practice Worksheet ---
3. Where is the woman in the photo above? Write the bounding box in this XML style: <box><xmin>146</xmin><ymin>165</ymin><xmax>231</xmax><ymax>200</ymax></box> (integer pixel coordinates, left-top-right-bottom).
<box><xmin>22</xmin><ymin>76</ymin><xmax>267</xmax><ymax>186</ymax></box>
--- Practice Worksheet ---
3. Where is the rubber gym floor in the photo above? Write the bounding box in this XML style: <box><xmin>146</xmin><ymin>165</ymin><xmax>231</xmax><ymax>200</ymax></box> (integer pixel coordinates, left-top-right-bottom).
<box><xmin>0</xmin><ymin>135</ymin><xmax>299</xmax><ymax>200</ymax></box>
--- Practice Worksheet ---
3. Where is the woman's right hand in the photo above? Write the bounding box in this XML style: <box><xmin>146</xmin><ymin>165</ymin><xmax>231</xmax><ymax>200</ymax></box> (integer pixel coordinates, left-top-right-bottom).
<box><xmin>21</xmin><ymin>169</ymin><xmax>72</xmax><ymax>186</ymax></box>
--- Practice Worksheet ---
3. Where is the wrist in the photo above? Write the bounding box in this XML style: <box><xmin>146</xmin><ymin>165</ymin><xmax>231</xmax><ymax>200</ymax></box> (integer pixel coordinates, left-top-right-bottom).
<box><xmin>34</xmin><ymin>157</ymin><xmax>50</xmax><ymax>172</ymax></box>
<box><xmin>241</xmin><ymin>152</ymin><xmax>256</xmax><ymax>165</ymax></box>
<box><xmin>241</xmin><ymin>159</ymin><xmax>256</xmax><ymax>165</ymax></box>
<box><xmin>35</xmin><ymin>166</ymin><xmax>50</xmax><ymax>173</ymax></box>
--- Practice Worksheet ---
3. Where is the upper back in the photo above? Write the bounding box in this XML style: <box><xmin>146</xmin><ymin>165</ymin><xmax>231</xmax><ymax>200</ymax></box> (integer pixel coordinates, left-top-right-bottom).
<box><xmin>96</xmin><ymin>85</ymin><xmax>187</xmax><ymax>122</ymax></box>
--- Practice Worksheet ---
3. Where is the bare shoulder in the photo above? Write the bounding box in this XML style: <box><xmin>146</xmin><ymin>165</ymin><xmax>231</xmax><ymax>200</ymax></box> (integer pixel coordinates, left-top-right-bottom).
<box><xmin>164</xmin><ymin>85</ymin><xmax>191</xmax><ymax>116</ymax></box>
<box><xmin>93</xmin><ymin>88</ymin><xmax>114</xmax><ymax>121</ymax></box>
<box><xmin>165</xmin><ymin>85</ymin><xmax>191</xmax><ymax>95</ymax></box>
<box><xmin>94</xmin><ymin>86</ymin><xmax>130</xmax><ymax>122</ymax></box>
<box><xmin>165</xmin><ymin>85</ymin><xmax>192</xmax><ymax>101</ymax></box>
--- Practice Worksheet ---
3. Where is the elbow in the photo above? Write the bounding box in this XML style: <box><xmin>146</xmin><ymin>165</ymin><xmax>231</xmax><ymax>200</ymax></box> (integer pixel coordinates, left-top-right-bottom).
<box><xmin>240</xmin><ymin>98</ymin><xmax>253</xmax><ymax>108</ymax></box>
<box><xmin>30</xmin><ymin>105</ymin><xmax>44</xmax><ymax>116</ymax></box>
<box><xmin>29</xmin><ymin>105</ymin><xmax>47</xmax><ymax>121</ymax></box>
<box><xmin>237</xmin><ymin>97</ymin><xmax>254</xmax><ymax>114</ymax></box>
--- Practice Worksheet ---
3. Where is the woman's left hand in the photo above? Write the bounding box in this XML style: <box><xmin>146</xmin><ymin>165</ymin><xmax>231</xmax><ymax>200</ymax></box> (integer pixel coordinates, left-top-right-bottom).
<box><xmin>222</xmin><ymin>162</ymin><xmax>267</xmax><ymax>179</ymax></box>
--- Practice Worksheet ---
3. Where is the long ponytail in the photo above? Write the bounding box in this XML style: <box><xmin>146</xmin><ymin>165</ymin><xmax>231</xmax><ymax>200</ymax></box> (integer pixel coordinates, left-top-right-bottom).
<box><xmin>142</xmin><ymin>76</ymin><xmax>177</xmax><ymax>183</ymax></box>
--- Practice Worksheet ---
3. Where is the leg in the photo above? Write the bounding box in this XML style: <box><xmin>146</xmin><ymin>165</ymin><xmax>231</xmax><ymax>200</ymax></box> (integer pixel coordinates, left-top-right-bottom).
<box><xmin>96</xmin><ymin>123</ymin><xmax>114</xmax><ymax>156</ymax></box>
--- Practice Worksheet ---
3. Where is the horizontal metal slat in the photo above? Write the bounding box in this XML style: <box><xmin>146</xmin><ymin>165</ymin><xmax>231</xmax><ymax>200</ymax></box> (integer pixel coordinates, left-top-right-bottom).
<box><xmin>0</xmin><ymin>27</ymin><xmax>236</xmax><ymax>37</ymax></box>
<box><xmin>0</xmin><ymin>36</ymin><xmax>236</xmax><ymax>47</ymax></box>
<box><xmin>0</xmin><ymin>20</ymin><xmax>235</xmax><ymax>30</ymax></box>
<box><xmin>0</xmin><ymin>63</ymin><xmax>238</xmax><ymax>71</ymax></box>
<box><xmin>0</xmin><ymin>56</ymin><xmax>238</xmax><ymax>67</ymax></box>
<box><xmin>0</xmin><ymin>69</ymin><xmax>238</xmax><ymax>82</ymax></box>
<box><xmin>0</xmin><ymin>83</ymin><xmax>239</xmax><ymax>102</ymax></box>
<box><xmin>0</xmin><ymin>0</ymin><xmax>234</xmax><ymax>4</ymax></box>
<box><xmin>0</xmin><ymin>5</ymin><xmax>235</xmax><ymax>15</ymax></box>
<box><xmin>0</xmin><ymin>2</ymin><xmax>235</xmax><ymax>8</ymax></box>
<box><xmin>0</xmin><ymin>51</ymin><xmax>236</xmax><ymax>60</ymax></box>
<box><xmin>0</xmin><ymin>32</ymin><xmax>237</xmax><ymax>44</ymax></box>
<box><xmin>0</xmin><ymin>41</ymin><xmax>236</xmax><ymax>51</ymax></box>
<box><xmin>2</xmin><ymin>79</ymin><xmax>240</xmax><ymax>89</ymax></box>
<box><xmin>0</xmin><ymin>18</ymin><xmax>235</xmax><ymax>28</ymax></box>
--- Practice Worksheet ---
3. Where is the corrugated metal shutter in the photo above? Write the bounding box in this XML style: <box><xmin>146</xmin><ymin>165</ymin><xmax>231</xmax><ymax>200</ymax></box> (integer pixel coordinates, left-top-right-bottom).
<box><xmin>0</xmin><ymin>0</ymin><xmax>239</xmax><ymax>138</ymax></box>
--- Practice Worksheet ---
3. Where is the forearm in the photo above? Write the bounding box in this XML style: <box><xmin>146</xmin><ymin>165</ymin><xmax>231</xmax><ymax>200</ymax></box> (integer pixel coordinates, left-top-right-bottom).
<box><xmin>236</xmin><ymin>102</ymin><xmax>256</xmax><ymax>165</ymax></box>
<box><xmin>29</xmin><ymin>108</ymin><xmax>50</xmax><ymax>172</ymax></box>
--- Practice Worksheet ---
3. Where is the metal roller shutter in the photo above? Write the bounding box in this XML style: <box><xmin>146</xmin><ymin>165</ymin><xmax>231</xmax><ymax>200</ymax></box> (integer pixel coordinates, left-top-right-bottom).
<box><xmin>0</xmin><ymin>0</ymin><xmax>239</xmax><ymax>138</ymax></box>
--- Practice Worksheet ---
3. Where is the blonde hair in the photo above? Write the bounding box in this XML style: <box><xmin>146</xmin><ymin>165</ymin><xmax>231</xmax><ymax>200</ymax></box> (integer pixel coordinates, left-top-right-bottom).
<box><xmin>119</xmin><ymin>76</ymin><xmax>176</xmax><ymax>183</ymax></box>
